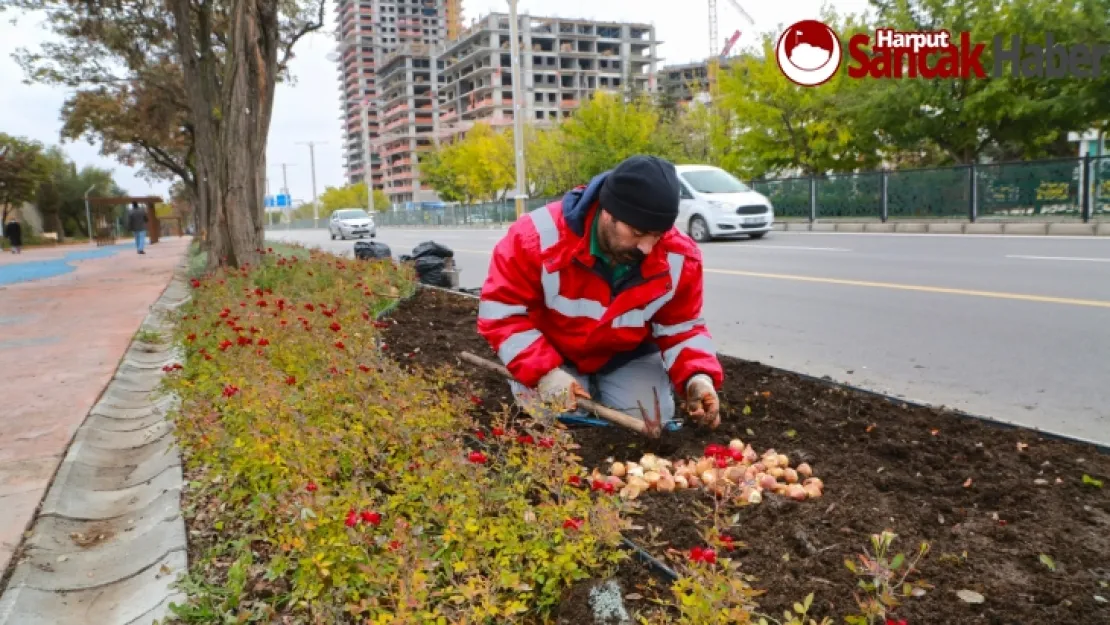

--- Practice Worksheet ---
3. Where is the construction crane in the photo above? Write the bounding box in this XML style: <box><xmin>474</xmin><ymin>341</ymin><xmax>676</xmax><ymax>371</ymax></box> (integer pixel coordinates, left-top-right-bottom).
<box><xmin>707</xmin><ymin>0</ymin><xmax>754</xmax><ymax>95</ymax></box>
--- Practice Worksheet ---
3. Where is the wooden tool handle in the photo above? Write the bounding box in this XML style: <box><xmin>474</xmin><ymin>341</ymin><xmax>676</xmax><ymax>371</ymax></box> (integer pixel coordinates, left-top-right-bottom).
<box><xmin>458</xmin><ymin>351</ymin><xmax>657</xmax><ymax>437</ymax></box>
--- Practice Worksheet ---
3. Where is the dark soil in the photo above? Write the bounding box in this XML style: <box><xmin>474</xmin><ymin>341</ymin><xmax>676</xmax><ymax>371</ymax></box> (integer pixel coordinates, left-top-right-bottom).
<box><xmin>382</xmin><ymin>287</ymin><xmax>1110</xmax><ymax>625</ymax></box>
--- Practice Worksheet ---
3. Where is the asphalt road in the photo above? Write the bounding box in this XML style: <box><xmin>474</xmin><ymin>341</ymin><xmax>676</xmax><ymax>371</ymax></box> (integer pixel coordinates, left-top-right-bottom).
<box><xmin>267</xmin><ymin>227</ymin><xmax>1110</xmax><ymax>445</ymax></box>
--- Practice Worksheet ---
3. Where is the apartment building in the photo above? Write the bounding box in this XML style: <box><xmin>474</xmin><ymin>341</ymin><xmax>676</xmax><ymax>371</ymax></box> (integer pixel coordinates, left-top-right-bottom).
<box><xmin>438</xmin><ymin>13</ymin><xmax>660</xmax><ymax>133</ymax></box>
<box><xmin>334</xmin><ymin>0</ymin><xmax>460</xmax><ymax>188</ymax></box>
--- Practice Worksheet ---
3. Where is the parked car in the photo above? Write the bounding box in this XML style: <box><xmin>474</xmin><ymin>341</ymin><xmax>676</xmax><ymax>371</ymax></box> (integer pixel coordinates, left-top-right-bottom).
<box><xmin>674</xmin><ymin>164</ymin><xmax>774</xmax><ymax>242</ymax></box>
<box><xmin>329</xmin><ymin>209</ymin><xmax>377</xmax><ymax>240</ymax></box>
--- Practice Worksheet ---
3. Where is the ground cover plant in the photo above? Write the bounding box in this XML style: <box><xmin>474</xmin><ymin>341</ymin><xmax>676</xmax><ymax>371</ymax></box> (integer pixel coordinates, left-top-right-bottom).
<box><xmin>162</xmin><ymin>248</ymin><xmax>653</xmax><ymax>623</ymax></box>
<box><xmin>381</xmin><ymin>287</ymin><xmax>1110</xmax><ymax>625</ymax></box>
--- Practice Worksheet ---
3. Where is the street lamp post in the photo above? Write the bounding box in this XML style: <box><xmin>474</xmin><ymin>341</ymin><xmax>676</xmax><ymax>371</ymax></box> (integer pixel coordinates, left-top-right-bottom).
<box><xmin>297</xmin><ymin>141</ymin><xmax>326</xmax><ymax>228</ymax></box>
<box><xmin>507</xmin><ymin>0</ymin><xmax>528</xmax><ymax>218</ymax></box>
<box><xmin>83</xmin><ymin>184</ymin><xmax>97</xmax><ymax>242</ymax></box>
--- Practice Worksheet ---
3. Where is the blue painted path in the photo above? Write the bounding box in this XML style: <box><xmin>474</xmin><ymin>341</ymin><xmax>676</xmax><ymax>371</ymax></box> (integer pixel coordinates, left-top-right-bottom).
<box><xmin>0</xmin><ymin>245</ymin><xmax>129</xmax><ymax>286</ymax></box>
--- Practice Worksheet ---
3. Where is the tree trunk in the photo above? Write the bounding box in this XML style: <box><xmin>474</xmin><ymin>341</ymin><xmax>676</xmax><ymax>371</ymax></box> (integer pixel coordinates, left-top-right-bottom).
<box><xmin>171</xmin><ymin>0</ymin><xmax>279</xmax><ymax>270</ymax></box>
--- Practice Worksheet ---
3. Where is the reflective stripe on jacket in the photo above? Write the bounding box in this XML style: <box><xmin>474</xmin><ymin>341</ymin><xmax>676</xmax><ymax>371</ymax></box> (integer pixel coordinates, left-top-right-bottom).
<box><xmin>476</xmin><ymin>170</ymin><xmax>725</xmax><ymax>391</ymax></box>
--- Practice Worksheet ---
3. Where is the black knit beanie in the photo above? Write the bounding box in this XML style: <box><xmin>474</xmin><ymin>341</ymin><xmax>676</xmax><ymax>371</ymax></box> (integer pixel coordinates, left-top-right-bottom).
<box><xmin>599</xmin><ymin>155</ymin><xmax>680</xmax><ymax>233</ymax></box>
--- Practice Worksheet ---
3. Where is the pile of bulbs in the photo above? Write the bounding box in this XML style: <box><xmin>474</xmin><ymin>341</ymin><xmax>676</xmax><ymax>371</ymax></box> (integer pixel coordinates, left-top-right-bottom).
<box><xmin>590</xmin><ymin>439</ymin><xmax>824</xmax><ymax>503</ymax></box>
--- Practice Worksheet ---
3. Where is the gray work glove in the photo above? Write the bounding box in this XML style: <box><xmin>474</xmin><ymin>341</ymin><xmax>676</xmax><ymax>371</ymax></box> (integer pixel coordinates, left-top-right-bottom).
<box><xmin>537</xmin><ymin>368</ymin><xmax>590</xmax><ymax>411</ymax></box>
<box><xmin>685</xmin><ymin>373</ymin><xmax>720</xmax><ymax>429</ymax></box>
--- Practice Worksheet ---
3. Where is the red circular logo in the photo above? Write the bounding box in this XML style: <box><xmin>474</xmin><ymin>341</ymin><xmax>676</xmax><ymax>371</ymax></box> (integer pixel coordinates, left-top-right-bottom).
<box><xmin>775</xmin><ymin>20</ymin><xmax>842</xmax><ymax>87</ymax></box>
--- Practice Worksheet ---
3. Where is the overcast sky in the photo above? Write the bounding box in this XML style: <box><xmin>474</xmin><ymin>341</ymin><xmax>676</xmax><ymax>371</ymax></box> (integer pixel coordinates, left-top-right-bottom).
<box><xmin>0</xmin><ymin>0</ymin><xmax>871</xmax><ymax>203</ymax></box>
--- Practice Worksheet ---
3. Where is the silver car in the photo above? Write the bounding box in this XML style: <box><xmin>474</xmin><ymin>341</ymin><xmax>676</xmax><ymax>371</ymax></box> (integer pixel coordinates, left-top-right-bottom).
<box><xmin>329</xmin><ymin>209</ymin><xmax>377</xmax><ymax>240</ymax></box>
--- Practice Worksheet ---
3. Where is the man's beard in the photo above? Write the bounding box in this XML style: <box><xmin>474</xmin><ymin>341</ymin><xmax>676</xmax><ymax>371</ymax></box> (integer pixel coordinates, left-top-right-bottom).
<box><xmin>600</xmin><ymin>221</ymin><xmax>645</xmax><ymax>264</ymax></box>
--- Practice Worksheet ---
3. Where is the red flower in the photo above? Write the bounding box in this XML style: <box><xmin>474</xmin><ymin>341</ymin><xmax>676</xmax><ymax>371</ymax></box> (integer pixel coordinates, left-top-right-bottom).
<box><xmin>358</xmin><ymin>364</ymin><xmax>371</xmax><ymax>373</ymax></box>
<box><xmin>469</xmin><ymin>395</ymin><xmax>482</xmax><ymax>406</ymax></box>
<box><xmin>204</xmin><ymin>354</ymin><xmax>213</xmax><ymax>361</ymax></box>
<box><xmin>719</xmin><ymin>535</ymin><xmax>735</xmax><ymax>551</ymax></box>
<box><xmin>186</xmin><ymin>333</ymin><xmax>196</xmax><ymax>342</ymax></box>
<box><xmin>162</xmin><ymin>365</ymin><xmax>174</xmax><ymax>373</ymax></box>
<box><xmin>277</xmin><ymin>299</ymin><xmax>286</xmax><ymax>310</ymax></box>
<box><xmin>190</xmin><ymin>279</ymin><xmax>201</xmax><ymax>288</ymax></box>
<box><xmin>329</xmin><ymin>367</ymin><xmax>340</xmax><ymax>376</ymax></box>
<box><xmin>219</xmin><ymin>308</ymin><xmax>230</xmax><ymax>318</ymax></box>
<box><xmin>563</xmin><ymin>518</ymin><xmax>584</xmax><ymax>531</ymax></box>
<box><xmin>305</xmin><ymin>303</ymin><xmax>315</xmax><ymax>312</ymax></box>
<box><xmin>568</xmin><ymin>475</ymin><xmax>582</xmax><ymax>486</ymax></box>
<box><xmin>360</xmin><ymin>510</ymin><xmax>382</xmax><ymax>526</ymax></box>
<box><xmin>240</xmin><ymin>302</ymin><xmax>247</xmax><ymax>308</ymax></box>
<box><xmin>222</xmin><ymin>384</ymin><xmax>240</xmax><ymax>398</ymax></box>
<box><xmin>517</xmin><ymin>434</ymin><xmax>535</xmax><ymax>445</ymax></box>
<box><xmin>468</xmin><ymin>451</ymin><xmax>488</xmax><ymax>464</ymax></box>
<box><xmin>885</xmin><ymin>620</ymin><xmax>908</xmax><ymax>625</ymax></box>
<box><xmin>306</xmin><ymin>481</ymin><xmax>318</xmax><ymax>493</ymax></box>
<box><xmin>491</xmin><ymin>427</ymin><xmax>505</xmax><ymax>437</ymax></box>
<box><xmin>538</xmin><ymin>437</ymin><xmax>555</xmax><ymax>449</ymax></box>
<box><xmin>388</xmin><ymin>540</ymin><xmax>401</xmax><ymax>551</ymax></box>
<box><xmin>173</xmin><ymin>363</ymin><xmax>183</xmax><ymax>370</ymax></box>
<box><xmin>237</xmin><ymin>335</ymin><xmax>252</xmax><ymax>347</ymax></box>
<box><xmin>267</xmin><ymin>247</ymin><xmax>273</xmax><ymax>254</ymax></box>
<box><xmin>591</xmin><ymin>479</ymin><xmax>615</xmax><ymax>493</ymax></box>
<box><xmin>474</xmin><ymin>430</ymin><xmax>486</xmax><ymax>441</ymax></box>
<box><xmin>257</xmin><ymin>338</ymin><xmax>270</xmax><ymax>347</ymax></box>
<box><xmin>285</xmin><ymin>376</ymin><xmax>296</xmax><ymax>385</ymax></box>
<box><xmin>280</xmin><ymin>319</ymin><xmax>288</xmax><ymax>326</ymax></box>
<box><xmin>689</xmin><ymin>546</ymin><xmax>717</xmax><ymax>564</ymax></box>
<box><xmin>219</xmin><ymin>339</ymin><xmax>233</xmax><ymax>351</ymax></box>
<box><xmin>362</xmin><ymin>312</ymin><xmax>370</xmax><ymax>321</ymax></box>
<box><xmin>249</xmin><ymin>326</ymin><xmax>260</xmax><ymax>334</ymax></box>
<box><xmin>334</xmin><ymin>340</ymin><xmax>345</xmax><ymax>350</ymax></box>
<box><xmin>254</xmin><ymin>288</ymin><xmax>264</xmax><ymax>297</ymax></box>
<box><xmin>372</xmin><ymin>320</ymin><xmax>389</xmax><ymax>329</ymax></box>
<box><xmin>345</xmin><ymin>509</ymin><xmax>358</xmax><ymax>528</ymax></box>
<box><xmin>329</xmin><ymin>322</ymin><xmax>341</xmax><ymax>333</ymax></box>
<box><xmin>704</xmin><ymin>444</ymin><xmax>727</xmax><ymax>458</ymax></box>
<box><xmin>715</xmin><ymin>457</ymin><xmax>729</xmax><ymax>469</ymax></box>
<box><xmin>729</xmin><ymin>448</ymin><xmax>744</xmax><ymax>461</ymax></box>
<box><xmin>257</xmin><ymin>300</ymin><xmax>267</xmax><ymax>308</ymax></box>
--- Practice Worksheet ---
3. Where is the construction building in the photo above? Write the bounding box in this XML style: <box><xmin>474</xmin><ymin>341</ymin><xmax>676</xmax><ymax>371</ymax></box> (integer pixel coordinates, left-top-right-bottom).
<box><xmin>334</xmin><ymin>0</ymin><xmax>462</xmax><ymax>189</ymax></box>
<box><xmin>438</xmin><ymin>13</ymin><xmax>660</xmax><ymax>133</ymax></box>
<box><xmin>656</xmin><ymin>59</ymin><xmax>738</xmax><ymax>105</ymax></box>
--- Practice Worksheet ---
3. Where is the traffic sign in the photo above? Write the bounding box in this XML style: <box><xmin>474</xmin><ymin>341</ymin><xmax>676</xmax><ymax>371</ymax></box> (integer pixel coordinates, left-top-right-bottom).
<box><xmin>264</xmin><ymin>194</ymin><xmax>291</xmax><ymax>208</ymax></box>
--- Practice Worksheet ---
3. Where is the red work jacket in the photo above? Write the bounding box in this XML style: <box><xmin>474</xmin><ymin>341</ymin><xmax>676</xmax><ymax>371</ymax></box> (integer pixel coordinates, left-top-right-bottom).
<box><xmin>476</xmin><ymin>174</ymin><xmax>724</xmax><ymax>392</ymax></box>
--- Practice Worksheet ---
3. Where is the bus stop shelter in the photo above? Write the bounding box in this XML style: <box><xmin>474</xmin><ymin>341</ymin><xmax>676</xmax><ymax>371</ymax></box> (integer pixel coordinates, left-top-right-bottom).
<box><xmin>86</xmin><ymin>196</ymin><xmax>165</xmax><ymax>246</ymax></box>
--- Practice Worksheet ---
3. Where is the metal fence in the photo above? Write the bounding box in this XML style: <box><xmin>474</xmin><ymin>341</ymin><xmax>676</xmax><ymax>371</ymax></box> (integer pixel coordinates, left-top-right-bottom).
<box><xmin>265</xmin><ymin>155</ymin><xmax>1109</xmax><ymax>230</ymax></box>
<box><xmin>752</xmin><ymin>155</ymin><xmax>1110</xmax><ymax>222</ymax></box>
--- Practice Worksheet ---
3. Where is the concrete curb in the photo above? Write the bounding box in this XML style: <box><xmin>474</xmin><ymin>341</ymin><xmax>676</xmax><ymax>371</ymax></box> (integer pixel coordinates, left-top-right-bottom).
<box><xmin>770</xmin><ymin>220</ymin><xmax>1108</xmax><ymax>235</ymax></box>
<box><xmin>0</xmin><ymin>265</ymin><xmax>192</xmax><ymax>625</ymax></box>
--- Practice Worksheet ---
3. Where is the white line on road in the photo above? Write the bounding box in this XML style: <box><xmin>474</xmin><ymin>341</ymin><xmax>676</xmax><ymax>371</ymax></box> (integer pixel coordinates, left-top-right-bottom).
<box><xmin>1005</xmin><ymin>255</ymin><xmax>1110</xmax><ymax>263</ymax></box>
<box><xmin>718</xmin><ymin>244</ymin><xmax>852</xmax><ymax>252</ymax></box>
<box><xmin>781</xmin><ymin>230</ymin><xmax>1110</xmax><ymax>240</ymax></box>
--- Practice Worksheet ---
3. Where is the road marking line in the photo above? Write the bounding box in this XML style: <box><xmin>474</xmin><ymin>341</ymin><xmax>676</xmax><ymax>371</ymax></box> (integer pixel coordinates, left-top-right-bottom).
<box><xmin>780</xmin><ymin>230</ymin><xmax>1110</xmax><ymax>240</ymax></box>
<box><xmin>717</xmin><ymin>244</ymin><xmax>851</xmax><ymax>252</ymax></box>
<box><xmin>1006</xmin><ymin>255</ymin><xmax>1110</xmax><ymax>263</ymax></box>
<box><xmin>704</xmin><ymin>267</ymin><xmax>1110</xmax><ymax>309</ymax></box>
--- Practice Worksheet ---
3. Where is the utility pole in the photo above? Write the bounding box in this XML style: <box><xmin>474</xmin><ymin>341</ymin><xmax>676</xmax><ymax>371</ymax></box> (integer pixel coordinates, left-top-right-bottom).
<box><xmin>297</xmin><ymin>141</ymin><xmax>326</xmax><ymax>228</ymax></box>
<box><xmin>508</xmin><ymin>0</ymin><xmax>528</xmax><ymax>219</ymax></box>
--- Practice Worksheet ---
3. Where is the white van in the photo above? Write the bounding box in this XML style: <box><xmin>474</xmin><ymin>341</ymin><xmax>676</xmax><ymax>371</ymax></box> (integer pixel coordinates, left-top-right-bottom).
<box><xmin>674</xmin><ymin>164</ymin><xmax>775</xmax><ymax>242</ymax></box>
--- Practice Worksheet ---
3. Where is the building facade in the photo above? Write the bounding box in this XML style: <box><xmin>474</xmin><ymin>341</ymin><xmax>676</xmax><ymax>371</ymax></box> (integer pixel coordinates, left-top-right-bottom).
<box><xmin>335</xmin><ymin>0</ymin><xmax>460</xmax><ymax>190</ymax></box>
<box><xmin>439</xmin><ymin>13</ymin><xmax>659</xmax><ymax>132</ymax></box>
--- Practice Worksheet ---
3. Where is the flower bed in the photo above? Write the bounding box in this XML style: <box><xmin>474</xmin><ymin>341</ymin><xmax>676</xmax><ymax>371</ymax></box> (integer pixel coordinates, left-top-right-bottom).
<box><xmin>380</xmin><ymin>286</ymin><xmax>1110</xmax><ymax>625</ymax></box>
<box><xmin>162</xmin><ymin>249</ymin><xmax>672</xmax><ymax>623</ymax></box>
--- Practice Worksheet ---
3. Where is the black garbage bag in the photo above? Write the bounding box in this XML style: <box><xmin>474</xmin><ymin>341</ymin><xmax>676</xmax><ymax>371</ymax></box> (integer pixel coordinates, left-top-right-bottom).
<box><xmin>398</xmin><ymin>254</ymin><xmax>414</xmax><ymax>263</ymax></box>
<box><xmin>412</xmin><ymin>256</ymin><xmax>454</xmax><ymax>287</ymax></box>
<box><xmin>411</xmin><ymin>240</ymin><xmax>454</xmax><ymax>259</ymax></box>
<box><xmin>354</xmin><ymin>241</ymin><xmax>391</xmax><ymax>260</ymax></box>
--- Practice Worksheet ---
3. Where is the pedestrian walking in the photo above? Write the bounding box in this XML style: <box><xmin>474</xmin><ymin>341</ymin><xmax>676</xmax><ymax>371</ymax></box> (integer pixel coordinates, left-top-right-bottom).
<box><xmin>4</xmin><ymin>214</ymin><xmax>22</xmax><ymax>254</ymax></box>
<box><xmin>127</xmin><ymin>202</ymin><xmax>148</xmax><ymax>254</ymax></box>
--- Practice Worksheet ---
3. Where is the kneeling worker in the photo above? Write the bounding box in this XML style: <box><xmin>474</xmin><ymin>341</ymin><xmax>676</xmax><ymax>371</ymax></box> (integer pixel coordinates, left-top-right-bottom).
<box><xmin>476</xmin><ymin>155</ymin><xmax>724</xmax><ymax>430</ymax></box>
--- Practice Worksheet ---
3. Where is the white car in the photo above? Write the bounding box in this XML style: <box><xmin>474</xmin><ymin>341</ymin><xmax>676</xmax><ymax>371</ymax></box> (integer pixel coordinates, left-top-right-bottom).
<box><xmin>674</xmin><ymin>164</ymin><xmax>775</xmax><ymax>242</ymax></box>
<box><xmin>329</xmin><ymin>209</ymin><xmax>377</xmax><ymax>240</ymax></box>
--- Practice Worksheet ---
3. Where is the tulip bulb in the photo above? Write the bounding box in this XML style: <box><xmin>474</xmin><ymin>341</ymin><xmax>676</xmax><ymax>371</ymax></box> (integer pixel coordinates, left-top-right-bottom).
<box><xmin>804</xmin><ymin>477</ymin><xmax>824</xmax><ymax>491</ymax></box>
<box><xmin>747</xmin><ymin>489</ymin><xmax>763</xmax><ymax>504</ymax></box>
<box><xmin>803</xmin><ymin>484</ymin><xmax>823</xmax><ymax>499</ymax></box>
<box><xmin>784</xmin><ymin>468</ymin><xmax>799</xmax><ymax>484</ymax></box>
<box><xmin>657</xmin><ymin>476</ymin><xmax>676</xmax><ymax>492</ymax></box>
<box><xmin>695</xmin><ymin>457</ymin><xmax>714</xmax><ymax>475</ymax></box>
<box><xmin>674</xmin><ymin>475</ymin><xmax>689</xmax><ymax>490</ymax></box>
<box><xmin>796</xmin><ymin>463</ymin><xmax>813</xmax><ymax>478</ymax></box>
<box><xmin>725</xmin><ymin>466</ymin><xmax>746</xmax><ymax>483</ymax></box>
<box><xmin>627</xmin><ymin>465</ymin><xmax>644</xmax><ymax>478</ymax></box>
<box><xmin>777</xmin><ymin>454</ymin><xmax>790</xmax><ymax>468</ymax></box>
<box><xmin>742</xmin><ymin>445</ymin><xmax>759</xmax><ymax>463</ymax></box>
<box><xmin>759</xmin><ymin>474</ymin><xmax>777</xmax><ymax>491</ymax></box>
<box><xmin>728</xmin><ymin>438</ymin><xmax>744</xmax><ymax>452</ymax></box>
<box><xmin>644</xmin><ymin>470</ymin><xmax>661</xmax><ymax>486</ymax></box>
<box><xmin>640</xmin><ymin>454</ymin><xmax>660</xmax><ymax>471</ymax></box>
<box><xmin>610</xmin><ymin>462</ymin><xmax>627</xmax><ymax>477</ymax></box>
<box><xmin>701</xmin><ymin>471</ymin><xmax>717</xmax><ymax>488</ymax></box>
<box><xmin>606</xmin><ymin>475</ymin><xmax>626</xmax><ymax>488</ymax></box>
<box><xmin>787</xmin><ymin>484</ymin><xmax>807</xmax><ymax>501</ymax></box>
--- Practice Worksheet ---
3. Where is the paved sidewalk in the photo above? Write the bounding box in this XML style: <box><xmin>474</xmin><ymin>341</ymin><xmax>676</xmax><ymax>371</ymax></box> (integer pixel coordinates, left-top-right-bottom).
<box><xmin>0</xmin><ymin>237</ymin><xmax>190</xmax><ymax>573</ymax></box>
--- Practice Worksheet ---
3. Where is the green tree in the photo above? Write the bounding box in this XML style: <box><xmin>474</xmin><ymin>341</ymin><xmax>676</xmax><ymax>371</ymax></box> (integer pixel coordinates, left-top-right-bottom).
<box><xmin>560</xmin><ymin>91</ymin><xmax>666</xmax><ymax>179</ymax></box>
<box><xmin>314</xmin><ymin>183</ymin><xmax>391</xmax><ymax>216</ymax></box>
<box><xmin>0</xmin><ymin>134</ymin><xmax>49</xmax><ymax>224</ymax></box>
<box><xmin>421</xmin><ymin>123</ymin><xmax>513</xmax><ymax>203</ymax></box>
<box><xmin>6</xmin><ymin>0</ymin><xmax>328</xmax><ymax>268</ymax></box>
<box><xmin>520</xmin><ymin>124</ymin><xmax>579</xmax><ymax>197</ymax></box>
<box><xmin>32</xmin><ymin>146</ymin><xmax>127</xmax><ymax>239</ymax></box>
<box><xmin>862</xmin><ymin>0</ymin><xmax>1110</xmax><ymax>164</ymax></box>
